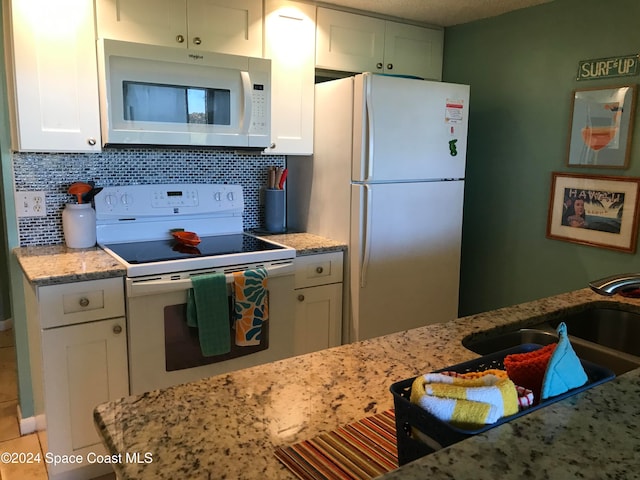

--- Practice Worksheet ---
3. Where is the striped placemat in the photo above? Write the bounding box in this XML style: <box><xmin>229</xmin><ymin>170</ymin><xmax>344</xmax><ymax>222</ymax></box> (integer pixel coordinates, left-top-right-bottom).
<box><xmin>274</xmin><ymin>409</ymin><xmax>398</xmax><ymax>480</ymax></box>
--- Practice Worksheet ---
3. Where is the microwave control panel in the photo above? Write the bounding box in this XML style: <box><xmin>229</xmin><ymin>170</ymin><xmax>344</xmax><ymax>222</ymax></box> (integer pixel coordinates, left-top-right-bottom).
<box><xmin>250</xmin><ymin>84</ymin><xmax>268</xmax><ymax>134</ymax></box>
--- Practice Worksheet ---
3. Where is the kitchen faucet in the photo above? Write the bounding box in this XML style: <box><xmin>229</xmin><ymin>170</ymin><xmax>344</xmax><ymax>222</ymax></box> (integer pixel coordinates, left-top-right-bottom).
<box><xmin>589</xmin><ymin>273</ymin><xmax>640</xmax><ymax>296</ymax></box>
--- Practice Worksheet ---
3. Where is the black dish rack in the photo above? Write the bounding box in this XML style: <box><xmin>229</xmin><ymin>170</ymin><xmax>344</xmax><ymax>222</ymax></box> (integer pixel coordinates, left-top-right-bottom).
<box><xmin>390</xmin><ymin>344</ymin><xmax>615</xmax><ymax>465</ymax></box>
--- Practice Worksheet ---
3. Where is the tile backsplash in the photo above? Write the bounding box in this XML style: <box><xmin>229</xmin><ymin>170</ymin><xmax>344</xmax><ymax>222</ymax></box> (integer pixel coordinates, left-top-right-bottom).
<box><xmin>13</xmin><ymin>148</ymin><xmax>285</xmax><ymax>246</ymax></box>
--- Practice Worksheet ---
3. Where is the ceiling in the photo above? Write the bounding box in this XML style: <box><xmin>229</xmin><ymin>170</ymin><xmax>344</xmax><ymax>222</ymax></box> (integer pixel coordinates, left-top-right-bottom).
<box><xmin>314</xmin><ymin>0</ymin><xmax>553</xmax><ymax>27</ymax></box>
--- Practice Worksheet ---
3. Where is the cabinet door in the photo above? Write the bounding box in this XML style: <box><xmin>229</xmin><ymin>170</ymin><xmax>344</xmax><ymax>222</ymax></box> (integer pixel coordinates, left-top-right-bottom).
<box><xmin>315</xmin><ymin>8</ymin><xmax>385</xmax><ymax>74</ymax></box>
<box><xmin>42</xmin><ymin>318</ymin><xmax>128</xmax><ymax>477</ymax></box>
<box><xmin>264</xmin><ymin>0</ymin><xmax>315</xmax><ymax>155</ymax></box>
<box><xmin>384</xmin><ymin>21</ymin><xmax>443</xmax><ymax>80</ymax></box>
<box><xmin>95</xmin><ymin>0</ymin><xmax>188</xmax><ymax>48</ymax></box>
<box><xmin>294</xmin><ymin>283</ymin><xmax>343</xmax><ymax>356</ymax></box>
<box><xmin>187</xmin><ymin>0</ymin><xmax>262</xmax><ymax>56</ymax></box>
<box><xmin>7</xmin><ymin>0</ymin><xmax>101</xmax><ymax>152</ymax></box>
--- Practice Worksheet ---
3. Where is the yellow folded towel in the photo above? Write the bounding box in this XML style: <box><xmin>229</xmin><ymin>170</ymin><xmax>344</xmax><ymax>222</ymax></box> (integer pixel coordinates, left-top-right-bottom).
<box><xmin>410</xmin><ymin>371</ymin><xmax>519</xmax><ymax>429</ymax></box>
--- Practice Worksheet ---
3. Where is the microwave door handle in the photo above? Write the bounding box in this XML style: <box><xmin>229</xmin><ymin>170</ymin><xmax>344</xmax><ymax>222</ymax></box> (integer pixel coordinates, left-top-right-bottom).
<box><xmin>240</xmin><ymin>71</ymin><xmax>252</xmax><ymax>134</ymax></box>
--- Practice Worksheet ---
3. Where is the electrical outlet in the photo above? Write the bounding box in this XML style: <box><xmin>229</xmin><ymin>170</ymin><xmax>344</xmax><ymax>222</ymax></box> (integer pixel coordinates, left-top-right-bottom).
<box><xmin>15</xmin><ymin>191</ymin><xmax>47</xmax><ymax>218</ymax></box>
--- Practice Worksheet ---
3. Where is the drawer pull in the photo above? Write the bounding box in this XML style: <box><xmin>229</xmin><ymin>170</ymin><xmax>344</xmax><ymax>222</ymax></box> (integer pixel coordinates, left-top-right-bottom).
<box><xmin>316</xmin><ymin>266</ymin><xmax>324</xmax><ymax>274</ymax></box>
<box><xmin>297</xmin><ymin>294</ymin><xmax>305</xmax><ymax>302</ymax></box>
<box><xmin>78</xmin><ymin>297</ymin><xmax>90</xmax><ymax>307</ymax></box>
<box><xmin>176</xmin><ymin>34</ymin><xmax>185</xmax><ymax>43</ymax></box>
<box><xmin>113</xmin><ymin>325</ymin><xmax>123</xmax><ymax>335</ymax></box>
<box><xmin>193</xmin><ymin>36</ymin><xmax>202</xmax><ymax>45</ymax></box>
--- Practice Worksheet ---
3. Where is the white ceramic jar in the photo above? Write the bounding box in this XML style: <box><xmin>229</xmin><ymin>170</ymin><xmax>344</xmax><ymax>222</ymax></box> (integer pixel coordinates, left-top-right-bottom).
<box><xmin>62</xmin><ymin>203</ymin><xmax>96</xmax><ymax>248</ymax></box>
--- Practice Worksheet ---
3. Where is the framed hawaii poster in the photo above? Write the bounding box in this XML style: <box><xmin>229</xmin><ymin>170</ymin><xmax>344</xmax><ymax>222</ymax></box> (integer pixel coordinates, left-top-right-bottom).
<box><xmin>547</xmin><ymin>172</ymin><xmax>640</xmax><ymax>252</ymax></box>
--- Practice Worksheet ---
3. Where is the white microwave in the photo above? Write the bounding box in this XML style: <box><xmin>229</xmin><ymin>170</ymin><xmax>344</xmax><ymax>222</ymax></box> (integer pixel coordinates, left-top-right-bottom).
<box><xmin>96</xmin><ymin>39</ymin><xmax>271</xmax><ymax>149</ymax></box>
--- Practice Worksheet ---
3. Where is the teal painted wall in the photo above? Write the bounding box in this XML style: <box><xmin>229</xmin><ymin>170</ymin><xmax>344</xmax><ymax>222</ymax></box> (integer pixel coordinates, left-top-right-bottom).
<box><xmin>444</xmin><ymin>0</ymin><xmax>640</xmax><ymax>316</ymax></box>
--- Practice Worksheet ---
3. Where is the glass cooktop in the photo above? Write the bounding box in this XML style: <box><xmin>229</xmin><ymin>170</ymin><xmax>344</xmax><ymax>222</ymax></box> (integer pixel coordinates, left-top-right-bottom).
<box><xmin>103</xmin><ymin>233</ymin><xmax>284</xmax><ymax>264</ymax></box>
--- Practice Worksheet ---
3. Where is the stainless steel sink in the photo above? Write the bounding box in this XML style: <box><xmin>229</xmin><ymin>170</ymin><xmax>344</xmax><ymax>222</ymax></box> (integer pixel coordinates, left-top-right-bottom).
<box><xmin>462</xmin><ymin>307</ymin><xmax>640</xmax><ymax>375</ymax></box>
<box><xmin>547</xmin><ymin>307</ymin><xmax>640</xmax><ymax>357</ymax></box>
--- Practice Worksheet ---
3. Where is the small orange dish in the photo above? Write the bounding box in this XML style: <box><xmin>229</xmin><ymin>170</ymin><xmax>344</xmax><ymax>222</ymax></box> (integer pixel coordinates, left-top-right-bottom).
<box><xmin>172</xmin><ymin>231</ymin><xmax>201</xmax><ymax>246</ymax></box>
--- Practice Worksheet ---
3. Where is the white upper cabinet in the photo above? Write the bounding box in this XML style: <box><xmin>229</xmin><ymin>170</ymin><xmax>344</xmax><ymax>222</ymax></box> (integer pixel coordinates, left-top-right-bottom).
<box><xmin>263</xmin><ymin>0</ymin><xmax>315</xmax><ymax>155</ymax></box>
<box><xmin>95</xmin><ymin>0</ymin><xmax>263</xmax><ymax>57</ymax></box>
<box><xmin>316</xmin><ymin>8</ymin><xmax>443</xmax><ymax>80</ymax></box>
<box><xmin>383</xmin><ymin>21</ymin><xmax>443</xmax><ymax>80</ymax></box>
<box><xmin>4</xmin><ymin>0</ymin><xmax>102</xmax><ymax>152</ymax></box>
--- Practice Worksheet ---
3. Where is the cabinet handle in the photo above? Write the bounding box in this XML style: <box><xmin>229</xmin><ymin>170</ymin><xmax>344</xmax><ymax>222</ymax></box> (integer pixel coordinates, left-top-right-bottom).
<box><xmin>78</xmin><ymin>297</ymin><xmax>90</xmax><ymax>307</ymax></box>
<box><xmin>316</xmin><ymin>266</ymin><xmax>324</xmax><ymax>274</ymax></box>
<box><xmin>113</xmin><ymin>325</ymin><xmax>123</xmax><ymax>335</ymax></box>
<box><xmin>176</xmin><ymin>34</ymin><xmax>185</xmax><ymax>43</ymax></box>
<box><xmin>376</xmin><ymin>62</ymin><xmax>383</xmax><ymax>69</ymax></box>
<box><xmin>297</xmin><ymin>294</ymin><xmax>305</xmax><ymax>302</ymax></box>
<box><xmin>193</xmin><ymin>37</ymin><xmax>202</xmax><ymax>45</ymax></box>
<box><xmin>270</xmin><ymin>142</ymin><xmax>276</xmax><ymax>149</ymax></box>
<box><xmin>87</xmin><ymin>138</ymin><xmax>96</xmax><ymax>146</ymax></box>
<box><xmin>387</xmin><ymin>63</ymin><xmax>393</xmax><ymax>70</ymax></box>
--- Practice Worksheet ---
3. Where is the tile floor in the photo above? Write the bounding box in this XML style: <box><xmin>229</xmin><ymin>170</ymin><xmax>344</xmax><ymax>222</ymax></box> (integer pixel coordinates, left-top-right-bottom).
<box><xmin>0</xmin><ymin>328</ymin><xmax>115</xmax><ymax>480</ymax></box>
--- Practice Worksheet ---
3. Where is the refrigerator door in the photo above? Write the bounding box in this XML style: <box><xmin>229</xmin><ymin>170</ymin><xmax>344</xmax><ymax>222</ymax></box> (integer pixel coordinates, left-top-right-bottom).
<box><xmin>352</xmin><ymin>73</ymin><xmax>469</xmax><ymax>182</ymax></box>
<box><xmin>350</xmin><ymin>180</ymin><xmax>464</xmax><ymax>341</ymax></box>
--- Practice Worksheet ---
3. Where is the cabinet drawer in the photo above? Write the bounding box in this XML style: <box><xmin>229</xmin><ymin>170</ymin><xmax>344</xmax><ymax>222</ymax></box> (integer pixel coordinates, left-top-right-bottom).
<box><xmin>294</xmin><ymin>252</ymin><xmax>343</xmax><ymax>288</ymax></box>
<box><xmin>38</xmin><ymin>277</ymin><xmax>125</xmax><ymax>329</ymax></box>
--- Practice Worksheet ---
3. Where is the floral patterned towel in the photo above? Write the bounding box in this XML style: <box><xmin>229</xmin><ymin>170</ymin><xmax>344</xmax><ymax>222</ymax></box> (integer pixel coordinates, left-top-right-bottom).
<box><xmin>233</xmin><ymin>267</ymin><xmax>269</xmax><ymax>346</ymax></box>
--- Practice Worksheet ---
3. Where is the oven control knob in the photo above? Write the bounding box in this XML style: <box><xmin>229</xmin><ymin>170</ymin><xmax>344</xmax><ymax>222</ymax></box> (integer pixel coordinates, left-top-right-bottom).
<box><xmin>104</xmin><ymin>194</ymin><xmax>117</xmax><ymax>207</ymax></box>
<box><xmin>120</xmin><ymin>193</ymin><xmax>133</xmax><ymax>206</ymax></box>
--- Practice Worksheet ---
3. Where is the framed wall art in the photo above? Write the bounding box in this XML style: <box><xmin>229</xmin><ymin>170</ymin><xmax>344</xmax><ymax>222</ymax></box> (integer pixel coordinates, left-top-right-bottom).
<box><xmin>566</xmin><ymin>84</ymin><xmax>637</xmax><ymax>168</ymax></box>
<box><xmin>546</xmin><ymin>172</ymin><xmax>640</xmax><ymax>253</ymax></box>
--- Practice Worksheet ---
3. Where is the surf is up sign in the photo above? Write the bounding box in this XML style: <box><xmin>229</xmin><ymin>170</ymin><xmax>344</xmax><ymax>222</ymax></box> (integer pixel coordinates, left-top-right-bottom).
<box><xmin>577</xmin><ymin>54</ymin><xmax>639</xmax><ymax>81</ymax></box>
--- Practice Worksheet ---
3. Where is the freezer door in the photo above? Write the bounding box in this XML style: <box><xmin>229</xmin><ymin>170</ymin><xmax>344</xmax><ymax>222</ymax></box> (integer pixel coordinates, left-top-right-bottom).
<box><xmin>352</xmin><ymin>73</ymin><xmax>469</xmax><ymax>182</ymax></box>
<box><xmin>350</xmin><ymin>181</ymin><xmax>463</xmax><ymax>341</ymax></box>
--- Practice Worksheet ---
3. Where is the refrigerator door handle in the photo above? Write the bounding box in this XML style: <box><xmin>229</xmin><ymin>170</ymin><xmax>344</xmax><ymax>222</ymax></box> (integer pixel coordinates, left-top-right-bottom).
<box><xmin>365</xmin><ymin>77</ymin><xmax>374</xmax><ymax>181</ymax></box>
<box><xmin>361</xmin><ymin>184</ymin><xmax>372</xmax><ymax>288</ymax></box>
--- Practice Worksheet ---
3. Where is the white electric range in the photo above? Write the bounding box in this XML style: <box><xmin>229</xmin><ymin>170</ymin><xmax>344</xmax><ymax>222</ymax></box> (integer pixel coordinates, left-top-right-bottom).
<box><xmin>95</xmin><ymin>184</ymin><xmax>296</xmax><ymax>394</ymax></box>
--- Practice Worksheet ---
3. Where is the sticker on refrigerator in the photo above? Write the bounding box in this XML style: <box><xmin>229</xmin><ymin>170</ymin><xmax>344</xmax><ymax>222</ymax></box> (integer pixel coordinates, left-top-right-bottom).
<box><xmin>445</xmin><ymin>99</ymin><xmax>465</xmax><ymax>124</ymax></box>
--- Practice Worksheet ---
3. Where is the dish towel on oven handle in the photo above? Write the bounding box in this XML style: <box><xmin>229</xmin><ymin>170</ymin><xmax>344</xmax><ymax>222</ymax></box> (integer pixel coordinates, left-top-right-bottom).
<box><xmin>233</xmin><ymin>267</ymin><xmax>269</xmax><ymax>346</ymax></box>
<box><xmin>187</xmin><ymin>272</ymin><xmax>231</xmax><ymax>356</ymax></box>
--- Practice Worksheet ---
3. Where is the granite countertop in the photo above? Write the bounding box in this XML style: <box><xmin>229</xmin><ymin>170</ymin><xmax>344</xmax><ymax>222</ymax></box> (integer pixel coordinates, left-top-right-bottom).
<box><xmin>94</xmin><ymin>288</ymin><xmax>640</xmax><ymax>480</ymax></box>
<box><xmin>258</xmin><ymin>232</ymin><xmax>347</xmax><ymax>256</ymax></box>
<box><xmin>14</xmin><ymin>233</ymin><xmax>344</xmax><ymax>285</ymax></box>
<box><xmin>14</xmin><ymin>245</ymin><xmax>126</xmax><ymax>285</ymax></box>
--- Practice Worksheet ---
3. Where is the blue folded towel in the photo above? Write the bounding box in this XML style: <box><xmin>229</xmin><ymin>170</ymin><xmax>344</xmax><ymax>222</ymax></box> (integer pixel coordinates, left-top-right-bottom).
<box><xmin>187</xmin><ymin>272</ymin><xmax>231</xmax><ymax>356</ymax></box>
<box><xmin>540</xmin><ymin>322</ymin><xmax>588</xmax><ymax>400</ymax></box>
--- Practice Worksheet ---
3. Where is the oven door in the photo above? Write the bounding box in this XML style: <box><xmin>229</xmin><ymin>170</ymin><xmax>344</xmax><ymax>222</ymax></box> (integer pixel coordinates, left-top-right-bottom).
<box><xmin>126</xmin><ymin>262</ymin><xmax>294</xmax><ymax>395</ymax></box>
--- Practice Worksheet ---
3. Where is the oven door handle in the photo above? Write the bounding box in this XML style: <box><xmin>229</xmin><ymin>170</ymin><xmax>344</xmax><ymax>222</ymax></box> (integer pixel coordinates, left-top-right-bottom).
<box><xmin>127</xmin><ymin>263</ymin><xmax>293</xmax><ymax>297</ymax></box>
<box><xmin>127</xmin><ymin>276</ymin><xmax>231</xmax><ymax>297</ymax></box>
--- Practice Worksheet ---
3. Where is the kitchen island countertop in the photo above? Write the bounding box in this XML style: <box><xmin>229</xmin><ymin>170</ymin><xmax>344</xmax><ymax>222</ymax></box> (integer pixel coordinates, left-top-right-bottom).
<box><xmin>94</xmin><ymin>288</ymin><xmax>640</xmax><ymax>479</ymax></box>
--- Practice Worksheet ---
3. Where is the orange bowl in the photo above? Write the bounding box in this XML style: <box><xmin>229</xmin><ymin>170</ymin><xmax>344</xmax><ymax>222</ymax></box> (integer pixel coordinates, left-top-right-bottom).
<box><xmin>172</xmin><ymin>231</ymin><xmax>201</xmax><ymax>246</ymax></box>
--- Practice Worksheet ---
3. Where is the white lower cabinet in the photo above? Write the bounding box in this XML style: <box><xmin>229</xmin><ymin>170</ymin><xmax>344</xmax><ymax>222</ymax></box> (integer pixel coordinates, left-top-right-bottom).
<box><xmin>24</xmin><ymin>276</ymin><xmax>128</xmax><ymax>480</ymax></box>
<box><xmin>293</xmin><ymin>252</ymin><xmax>343</xmax><ymax>355</ymax></box>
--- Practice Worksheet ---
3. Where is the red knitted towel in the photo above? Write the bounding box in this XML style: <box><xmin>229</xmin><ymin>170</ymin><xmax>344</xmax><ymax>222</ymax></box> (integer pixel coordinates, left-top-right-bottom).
<box><xmin>504</xmin><ymin>343</ymin><xmax>557</xmax><ymax>404</ymax></box>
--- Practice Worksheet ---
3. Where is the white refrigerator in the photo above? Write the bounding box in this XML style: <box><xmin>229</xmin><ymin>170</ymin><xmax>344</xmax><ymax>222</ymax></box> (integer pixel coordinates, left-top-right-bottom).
<box><xmin>288</xmin><ymin>73</ymin><xmax>470</xmax><ymax>342</ymax></box>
